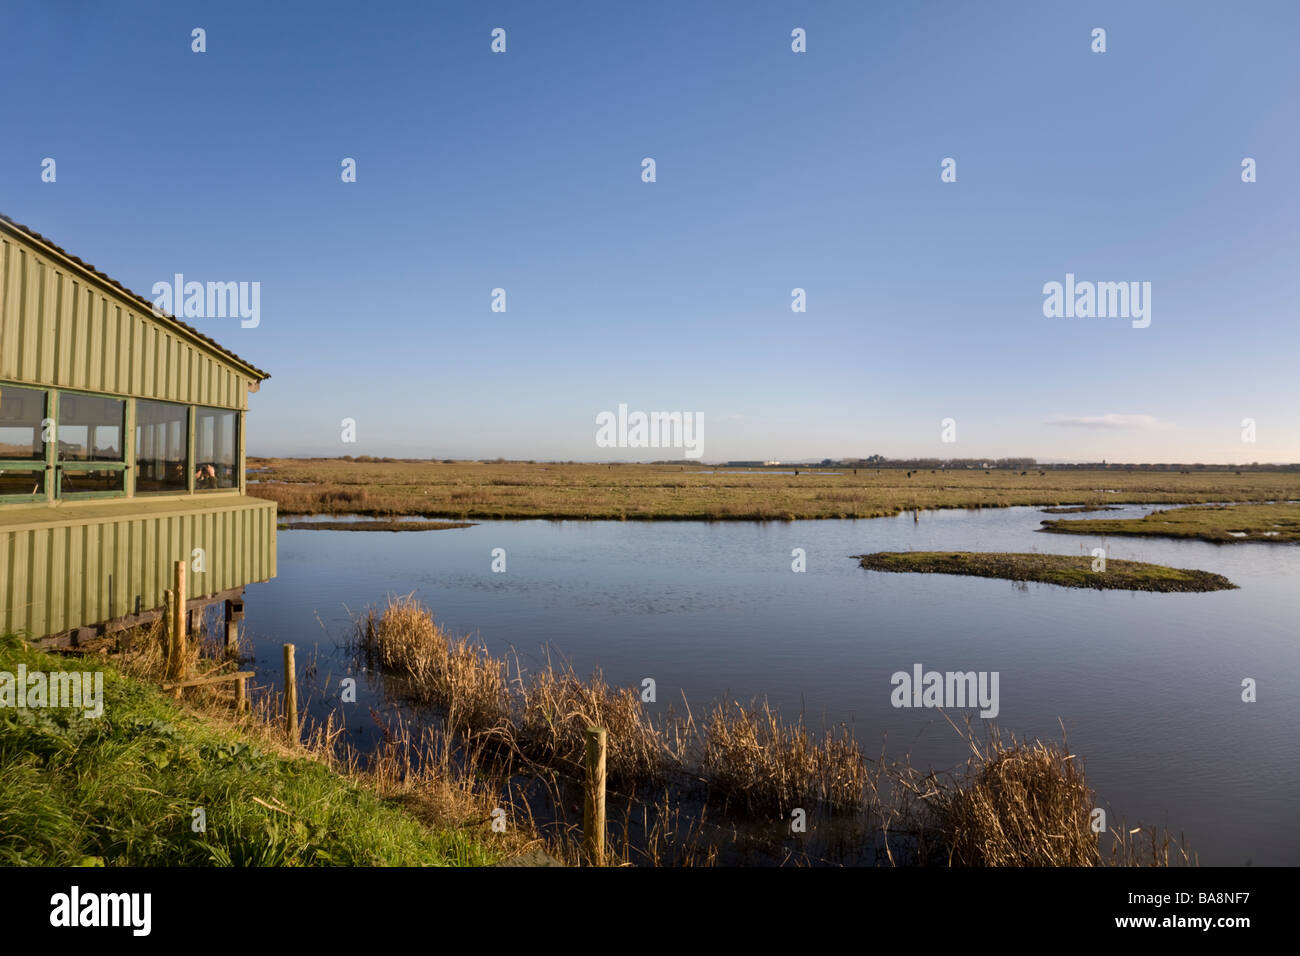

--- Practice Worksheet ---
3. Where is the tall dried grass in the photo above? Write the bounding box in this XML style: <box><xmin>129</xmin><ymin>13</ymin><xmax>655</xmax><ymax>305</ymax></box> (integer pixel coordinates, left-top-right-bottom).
<box><xmin>881</xmin><ymin>721</ymin><xmax>1195</xmax><ymax>867</ymax></box>
<box><xmin>700</xmin><ymin>701</ymin><xmax>866</xmax><ymax>813</ymax></box>
<box><xmin>516</xmin><ymin>662</ymin><xmax>665</xmax><ymax>785</ymax></box>
<box><xmin>925</xmin><ymin>728</ymin><xmax>1099</xmax><ymax>865</ymax></box>
<box><xmin>357</xmin><ymin>595</ymin><xmax>510</xmax><ymax>734</ymax></box>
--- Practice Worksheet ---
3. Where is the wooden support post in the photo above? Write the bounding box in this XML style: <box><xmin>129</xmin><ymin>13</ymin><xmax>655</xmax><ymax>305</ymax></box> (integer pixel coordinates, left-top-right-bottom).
<box><xmin>224</xmin><ymin>598</ymin><xmax>244</xmax><ymax>655</ymax></box>
<box><xmin>582</xmin><ymin>725</ymin><xmax>607</xmax><ymax>866</ymax></box>
<box><xmin>235</xmin><ymin>675</ymin><xmax>248</xmax><ymax>714</ymax></box>
<box><xmin>283</xmin><ymin>643</ymin><xmax>298</xmax><ymax>743</ymax></box>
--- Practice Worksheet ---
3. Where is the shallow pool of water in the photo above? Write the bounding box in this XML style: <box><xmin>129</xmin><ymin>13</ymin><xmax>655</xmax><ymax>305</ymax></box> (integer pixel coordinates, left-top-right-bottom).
<box><xmin>238</xmin><ymin>504</ymin><xmax>1299</xmax><ymax>865</ymax></box>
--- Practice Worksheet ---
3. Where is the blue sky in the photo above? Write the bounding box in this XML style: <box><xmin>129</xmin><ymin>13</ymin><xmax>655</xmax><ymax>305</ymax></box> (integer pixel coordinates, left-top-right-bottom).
<box><xmin>2</xmin><ymin>0</ymin><xmax>1297</xmax><ymax>462</ymax></box>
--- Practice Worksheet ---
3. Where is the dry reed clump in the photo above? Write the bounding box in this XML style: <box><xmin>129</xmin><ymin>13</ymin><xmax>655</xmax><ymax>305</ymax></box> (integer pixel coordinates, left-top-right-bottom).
<box><xmin>516</xmin><ymin>664</ymin><xmax>665</xmax><ymax>785</ymax></box>
<box><xmin>357</xmin><ymin>594</ymin><xmax>510</xmax><ymax>734</ymax></box>
<box><xmin>358</xmin><ymin>594</ymin><xmax>442</xmax><ymax>680</ymax></box>
<box><xmin>355</xmin><ymin>595</ymin><xmax>664</xmax><ymax>786</ymax></box>
<box><xmin>919</xmin><ymin>727</ymin><xmax>1100</xmax><ymax>866</ymax></box>
<box><xmin>700</xmin><ymin>701</ymin><xmax>867</xmax><ymax>814</ymax></box>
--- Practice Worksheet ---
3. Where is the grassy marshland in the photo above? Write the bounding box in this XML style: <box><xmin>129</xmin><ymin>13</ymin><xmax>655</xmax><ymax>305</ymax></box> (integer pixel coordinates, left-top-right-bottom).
<box><xmin>0</xmin><ymin>632</ymin><xmax>514</xmax><ymax>866</ymax></box>
<box><xmin>247</xmin><ymin>459</ymin><xmax>1300</xmax><ymax>522</ymax></box>
<box><xmin>1040</xmin><ymin>502</ymin><xmax>1300</xmax><ymax>543</ymax></box>
<box><xmin>1040</xmin><ymin>505</ymin><xmax>1121</xmax><ymax>514</ymax></box>
<box><xmin>855</xmin><ymin>551</ymin><xmax>1236</xmax><ymax>592</ymax></box>
<box><xmin>278</xmin><ymin>519</ymin><xmax>476</xmax><ymax>532</ymax></box>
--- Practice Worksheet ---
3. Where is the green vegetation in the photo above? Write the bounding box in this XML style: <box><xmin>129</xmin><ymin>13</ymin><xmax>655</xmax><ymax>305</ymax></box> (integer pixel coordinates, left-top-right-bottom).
<box><xmin>1039</xmin><ymin>502</ymin><xmax>1300</xmax><ymax>543</ymax></box>
<box><xmin>248</xmin><ymin>458</ymin><xmax>1300</xmax><ymax>522</ymax></box>
<box><xmin>0</xmin><ymin>634</ymin><xmax>500</xmax><ymax>866</ymax></box>
<box><xmin>855</xmin><ymin>551</ymin><xmax>1237</xmax><ymax>592</ymax></box>
<box><xmin>279</xmin><ymin>520</ymin><xmax>476</xmax><ymax>532</ymax></box>
<box><xmin>1040</xmin><ymin>505</ymin><xmax>1120</xmax><ymax>514</ymax></box>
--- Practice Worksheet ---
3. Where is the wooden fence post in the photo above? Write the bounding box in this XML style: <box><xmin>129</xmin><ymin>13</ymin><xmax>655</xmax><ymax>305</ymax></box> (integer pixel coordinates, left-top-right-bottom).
<box><xmin>283</xmin><ymin>643</ymin><xmax>298</xmax><ymax>742</ymax></box>
<box><xmin>583</xmin><ymin>725</ymin><xmax>607</xmax><ymax>866</ymax></box>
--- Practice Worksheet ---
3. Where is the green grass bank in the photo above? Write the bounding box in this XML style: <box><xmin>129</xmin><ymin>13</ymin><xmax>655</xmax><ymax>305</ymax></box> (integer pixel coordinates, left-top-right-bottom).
<box><xmin>1039</xmin><ymin>502</ymin><xmax>1300</xmax><ymax>543</ymax></box>
<box><xmin>0</xmin><ymin>634</ymin><xmax>501</xmax><ymax>867</ymax></box>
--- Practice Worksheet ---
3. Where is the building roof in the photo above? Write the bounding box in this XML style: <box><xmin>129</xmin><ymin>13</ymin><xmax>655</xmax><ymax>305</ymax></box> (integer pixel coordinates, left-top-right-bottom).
<box><xmin>0</xmin><ymin>212</ymin><xmax>270</xmax><ymax>382</ymax></box>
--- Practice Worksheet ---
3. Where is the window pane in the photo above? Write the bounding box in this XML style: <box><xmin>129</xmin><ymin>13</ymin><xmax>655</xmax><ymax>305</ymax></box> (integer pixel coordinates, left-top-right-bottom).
<box><xmin>136</xmin><ymin>400</ymin><xmax>189</xmax><ymax>493</ymax></box>
<box><xmin>59</xmin><ymin>468</ymin><xmax>124</xmax><ymax>495</ymax></box>
<box><xmin>0</xmin><ymin>385</ymin><xmax>47</xmax><ymax>460</ymax></box>
<box><xmin>58</xmin><ymin>393</ymin><xmax>124</xmax><ymax>461</ymax></box>
<box><xmin>0</xmin><ymin>467</ymin><xmax>44</xmax><ymax>496</ymax></box>
<box><xmin>195</xmin><ymin>407</ymin><xmax>238</xmax><ymax>489</ymax></box>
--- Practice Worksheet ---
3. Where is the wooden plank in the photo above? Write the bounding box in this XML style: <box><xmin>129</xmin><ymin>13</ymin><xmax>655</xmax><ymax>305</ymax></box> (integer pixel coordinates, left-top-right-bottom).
<box><xmin>160</xmin><ymin>670</ymin><xmax>254</xmax><ymax>691</ymax></box>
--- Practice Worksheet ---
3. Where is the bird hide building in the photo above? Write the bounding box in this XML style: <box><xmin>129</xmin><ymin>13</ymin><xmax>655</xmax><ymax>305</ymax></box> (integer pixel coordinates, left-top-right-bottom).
<box><xmin>0</xmin><ymin>213</ymin><xmax>275</xmax><ymax>644</ymax></box>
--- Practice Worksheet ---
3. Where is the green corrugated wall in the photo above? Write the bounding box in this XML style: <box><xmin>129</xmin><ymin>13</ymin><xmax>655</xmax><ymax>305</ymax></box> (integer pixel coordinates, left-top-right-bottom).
<box><xmin>0</xmin><ymin>229</ymin><xmax>250</xmax><ymax>409</ymax></box>
<box><xmin>0</xmin><ymin>498</ymin><xmax>277</xmax><ymax>639</ymax></box>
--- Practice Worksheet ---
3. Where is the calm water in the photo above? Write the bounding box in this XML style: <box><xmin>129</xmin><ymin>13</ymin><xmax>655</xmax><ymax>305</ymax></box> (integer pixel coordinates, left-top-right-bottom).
<box><xmin>240</xmin><ymin>505</ymin><xmax>1299</xmax><ymax>865</ymax></box>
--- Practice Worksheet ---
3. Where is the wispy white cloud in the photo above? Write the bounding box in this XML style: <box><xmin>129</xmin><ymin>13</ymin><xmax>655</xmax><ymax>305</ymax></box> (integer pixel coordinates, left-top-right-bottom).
<box><xmin>1046</xmin><ymin>414</ymin><xmax>1168</xmax><ymax>430</ymax></box>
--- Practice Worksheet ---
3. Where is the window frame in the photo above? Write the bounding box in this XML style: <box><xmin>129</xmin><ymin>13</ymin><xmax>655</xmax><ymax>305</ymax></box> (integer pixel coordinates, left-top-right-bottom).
<box><xmin>193</xmin><ymin>404</ymin><xmax>240</xmax><ymax>494</ymax></box>
<box><xmin>54</xmin><ymin>387</ymin><xmax>129</xmax><ymax>500</ymax></box>
<box><xmin>0</xmin><ymin>382</ymin><xmax>51</xmax><ymax>503</ymax></box>
<box><xmin>0</xmin><ymin>383</ymin><xmax>245</xmax><ymax>505</ymax></box>
<box><xmin>133</xmin><ymin>397</ymin><xmax>192</xmax><ymax>496</ymax></box>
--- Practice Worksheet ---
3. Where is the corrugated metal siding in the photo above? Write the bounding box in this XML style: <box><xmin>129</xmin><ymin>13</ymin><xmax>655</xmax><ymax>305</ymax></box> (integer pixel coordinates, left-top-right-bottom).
<box><xmin>0</xmin><ymin>232</ymin><xmax>248</xmax><ymax>409</ymax></box>
<box><xmin>0</xmin><ymin>498</ymin><xmax>276</xmax><ymax>639</ymax></box>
